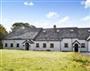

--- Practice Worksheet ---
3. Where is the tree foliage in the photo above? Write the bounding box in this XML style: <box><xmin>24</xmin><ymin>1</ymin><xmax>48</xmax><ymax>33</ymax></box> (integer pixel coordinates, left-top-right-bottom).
<box><xmin>11</xmin><ymin>22</ymin><xmax>36</xmax><ymax>31</ymax></box>
<box><xmin>0</xmin><ymin>24</ymin><xmax>8</xmax><ymax>48</ymax></box>
<box><xmin>0</xmin><ymin>24</ymin><xmax>8</xmax><ymax>40</ymax></box>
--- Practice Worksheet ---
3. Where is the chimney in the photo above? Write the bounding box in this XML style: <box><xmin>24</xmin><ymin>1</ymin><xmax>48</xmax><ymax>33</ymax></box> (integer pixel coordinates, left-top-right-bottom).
<box><xmin>53</xmin><ymin>25</ymin><xmax>57</xmax><ymax>32</ymax></box>
<box><xmin>53</xmin><ymin>25</ymin><xmax>56</xmax><ymax>29</ymax></box>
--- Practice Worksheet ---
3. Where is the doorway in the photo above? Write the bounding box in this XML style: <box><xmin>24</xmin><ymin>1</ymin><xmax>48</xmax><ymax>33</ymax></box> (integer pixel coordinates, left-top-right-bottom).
<box><xmin>25</xmin><ymin>43</ymin><xmax>29</xmax><ymax>50</ymax></box>
<box><xmin>74</xmin><ymin>44</ymin><xmax>78</xmax><ymax>52</ymax></box>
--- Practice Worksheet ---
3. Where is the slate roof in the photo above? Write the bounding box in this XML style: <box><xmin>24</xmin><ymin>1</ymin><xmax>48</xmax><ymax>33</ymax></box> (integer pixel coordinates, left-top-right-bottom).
<box><xmin>4</xmin><ymin>27</ymin><xmax>90</xmax><ymax>41</ymax></box>
<box><xmin>35</xmin><ymin>27</ymin><xmax>90</xmax><ymax>41</ymax></box>
<box><xmin>5</xmin><ymin>28</ymin><xmax>42</xmax><ymax>40</ymax></box>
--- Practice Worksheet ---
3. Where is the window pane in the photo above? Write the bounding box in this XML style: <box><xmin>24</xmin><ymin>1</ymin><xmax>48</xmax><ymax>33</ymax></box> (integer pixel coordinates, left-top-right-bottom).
<box><xmin>11</xmin><ymin>43</ymin><xmax>13</xmax><ymax>47</ymax></box>
<box><xmin>81</xmin><ymin>43</ymin><xmax>85</xmax><ymax>48</ymax></box>
<box><xmin>17</xmin><ymin>43</ymin><xmax>19</xmax><ymax>47</ymax></box>
<box><xmin>36</xmin><ymin>43</ymin><xmax>39</xmax><ymax>48</ymax></box>
<box><xmin>5</xmin><ymin>43</ymin><xmax>7</xmax><ymax>47</ymax></box>
<box><xmin>64</xmin><ymin>43</ymin><xmax>68</xmax><ymax>48</ymax></box>
<box><xmin>43</xmin><ymin>43</ymin><xmax>46</xmax><ymax>48</ymax></box>
<box><xmin>50</xmin><ymin>43</ymin><xmax>54</xmax><ymax>48</ymax></box>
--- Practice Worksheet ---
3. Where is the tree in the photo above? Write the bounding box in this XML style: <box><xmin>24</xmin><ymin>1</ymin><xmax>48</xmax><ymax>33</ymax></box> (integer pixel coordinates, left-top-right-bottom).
<box><xmin>0</xmin><ymin>24</ymin><xmax>8</xmax><ymax>48</ymax></box>
<box><xmin>11</xmin><ymin>22</ymin><xmax>36</xmax><ymax>31</ymax></box>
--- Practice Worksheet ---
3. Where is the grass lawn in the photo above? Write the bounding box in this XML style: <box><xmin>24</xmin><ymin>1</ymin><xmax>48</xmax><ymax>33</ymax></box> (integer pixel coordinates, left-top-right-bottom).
<box><xmin>0</xmin><ymin>49</ymin><xmax>90</xmax><ymax>71</ymax></box>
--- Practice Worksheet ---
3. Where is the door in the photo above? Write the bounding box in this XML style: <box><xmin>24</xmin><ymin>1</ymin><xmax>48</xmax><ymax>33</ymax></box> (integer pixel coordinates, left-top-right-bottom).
<box><xmin>25</xmin><ymin>43</ymin><xmax>29</xmax><ymax>50</ymax></box>
<box><xmin>74</xmin><ymin>44</ymin><xmax>78</xmax><ymax>52</ymax></box>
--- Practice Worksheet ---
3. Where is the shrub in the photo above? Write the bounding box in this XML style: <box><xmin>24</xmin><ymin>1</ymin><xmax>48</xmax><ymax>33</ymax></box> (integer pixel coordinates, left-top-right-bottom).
<box><xmin>0</xmin><ymin>41</ymin><xmax>3</xmax><ymax>49</ymax></box>
<box><xmin>46</xmin><ymin>49</ymin><xmax>51</xmax><ymax>51</ymax></box>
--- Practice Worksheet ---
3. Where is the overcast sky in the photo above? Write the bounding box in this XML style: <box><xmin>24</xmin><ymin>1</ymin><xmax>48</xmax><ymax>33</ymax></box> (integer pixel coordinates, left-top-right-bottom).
<box><xmin>0</xmin><ymin>0</ymin><xmax>90</xmax><ymax>31</ymax></box>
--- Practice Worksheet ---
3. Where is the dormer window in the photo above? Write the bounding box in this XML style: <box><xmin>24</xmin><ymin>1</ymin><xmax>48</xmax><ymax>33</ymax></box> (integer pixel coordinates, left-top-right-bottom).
<box><xmin>57</xmin><ymin>30</ymin><xmax>59</xmax><ymax>32</ymax></box>
<box><xmin>70</xmin><ymin>29</ymin><xmax>74</xmax><ymax>32</ymax></box>
<box><xmin>43</xmin><ymin>30</ymin><xmax>46</xmax><ymax>33</ymax></box>
<box><xmin>21</xmin><ymin>26</ymin><xmax>25</xmax><ymax>29</ymax></box>
<box><xmin>88</xmin><ymin>30</ymin><xmax>90</xmax><ymax>32</ymax></box>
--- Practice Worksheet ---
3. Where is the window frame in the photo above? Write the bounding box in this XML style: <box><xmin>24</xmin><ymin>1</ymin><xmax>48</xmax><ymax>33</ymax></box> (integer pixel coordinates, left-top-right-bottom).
<box><xmin>64</xmin><ymin>43</ymin><xmax>68</xmax><ymax>48</ymax></box>
<box><xmin>10</xmin><ymin>43</ymin><xmax>13</xmax><ymax>47</ymax></box>
<box><xmin>43</xmin><ymin>43</ymin><xmax>46</xmax><ymax>48</ymax></box>
<box><xmin>16</xmin><ymin>43</ymin><xmax>19</xmax><ymax>47</ymax></box>
<box><xmin>36</xmin><ymin>43</ymin><xmax>39</xmax><ymax>48</ymax></box>
<box><xmin>50</xmin><ymin>43</ymin><xmax>54</xmax><ymax>48</ymax></box>
<box><xmin>81</xmin><ymin>43</ymin><xmax>85</xmax><ymax>48</ymax></box>
<box><xmin>5</xmin><ymin>43</ymin><xmax>8</xmax><ymax>47</ymax></box>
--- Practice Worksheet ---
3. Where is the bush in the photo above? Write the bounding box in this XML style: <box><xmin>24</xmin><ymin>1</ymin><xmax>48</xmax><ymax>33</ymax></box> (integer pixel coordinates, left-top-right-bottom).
<box><xmin>46</xmin><ymin>49</ymin><xmax>51</xmax><ymax>51</ymax></box>
<box><xmin>0</xmin><ymin>41</ymin><xmax>3</xmax><ymax>49</ymax></box>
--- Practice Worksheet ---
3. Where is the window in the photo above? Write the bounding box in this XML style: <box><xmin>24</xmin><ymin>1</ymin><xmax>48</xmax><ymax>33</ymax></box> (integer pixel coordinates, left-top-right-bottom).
<box><xmin>43</xmin><ymin>43</ymin><xmax>46</xmax><ymax>48</ymax></box>
<box><xmin>5</xmin><ymin>43</ymin><xmax>8</xmax><ymax>47</ymax></box>
<box><xmin>16</xmin><ymin>43</ymin><xmax>19</xmax><ymax>47</ymax></box>
<box><xmin>36</xmin><ymin>43</ymin><xmax>39</xmax><ymax>48</ymax></box>
<box><xmin>70</xmin><ymin>29</ymin><xmax>74</xmax><ymax>32</ymax></box>
<box><xmin>81</xmin><ymin>43</ymin><xmax>85</xmax><ymax>48</ymax></box>
<box><xmin>50</xmin><ymin>43</ymin><xmax>54</xmax><ymax>48</ymax></box>
<box><xmin>88</xmin><ymin>30</ymin><xmax>90</xmax><ymax>32</ymax></box>
<box><xmin>57</xmin><ymin>30</ymin><xmax>59</xmax><ymax>32</ymax></box>
<box><xmin>43</xmin><ymin>30</ymin><xmax>46</xmax><ymax>33</ymax></box>
<box><xmin>64</xmin><ymin>43</ymin><xmax>68</xmax><ymax>48</ymax></box>
<box><xmin>10</xmin><ymin>43</ymin><xmax>13</xmax><ymax>47</ymax></box>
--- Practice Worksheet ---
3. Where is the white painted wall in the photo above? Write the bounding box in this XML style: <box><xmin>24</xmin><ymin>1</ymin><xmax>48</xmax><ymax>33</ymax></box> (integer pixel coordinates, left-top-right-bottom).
<box><xmin>72</xmin><ymin>39</ymin><xmax>88</xmax><ymax>51</ymax></box>
<box><xmin>88</xmin><ymin>41</ymin><xmax>90</xmax><ymax>52</ymax></box>
<box><xmin>61</xmin><ymin>38</ymin><xmax>88</xmax><ymax>52</ymax></box>
<box><xmin>79</xmin><ymin>40</ymin><xmax>88</xmax><ymax>52</ymax></box>
<box><xmin>3</xmin><ymin>40</ymin><xmax>60</xmax><ymax>51</ymax></box>
<box><xmin>30</xmin><ymin>41</ymin><xmax>60</xmax><ymax>51</ymax></box>
<box><xmin>3</xmin><ymin>40</ymin><xmax>25</xmax><ymax>50</ymax></box>
<box><xmin>61</xmin><ymin>39</ymin><xmax>72</xmax><ymax>51</ymax></box>
<box><xmin>2</xmin><ymin>39</ymin><xmax>88</xmax><ymax>52</ymax></box>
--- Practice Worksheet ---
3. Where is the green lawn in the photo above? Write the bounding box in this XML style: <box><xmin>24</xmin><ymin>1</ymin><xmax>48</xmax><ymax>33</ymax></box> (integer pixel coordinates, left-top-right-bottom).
<box><xmin>0</xmin><ymin>49</ymin><xmax>90</xmax><ymax>71</ymax></box>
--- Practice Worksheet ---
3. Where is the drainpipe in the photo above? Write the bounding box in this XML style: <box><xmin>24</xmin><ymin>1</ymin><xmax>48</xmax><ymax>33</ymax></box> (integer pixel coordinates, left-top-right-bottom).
<box><xmin>60</xmin><ymin>40</ymin><xmax>61</xmax><ymax>51</ymax></box>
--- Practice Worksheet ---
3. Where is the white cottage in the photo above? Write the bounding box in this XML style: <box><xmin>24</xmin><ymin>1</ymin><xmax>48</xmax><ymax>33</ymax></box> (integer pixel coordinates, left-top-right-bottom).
<box><xmin>2</xmin><ymin>25</ymin><xmax>90</xmax><ymax>52</ymax></box>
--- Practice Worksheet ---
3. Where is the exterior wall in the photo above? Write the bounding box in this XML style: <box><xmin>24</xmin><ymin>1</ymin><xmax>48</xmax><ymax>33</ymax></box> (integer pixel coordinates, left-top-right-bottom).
<box><xmin>30</xmin><ymin>41</ymin><xmax>60</xmax><ymax>51</ymax></box>
<box><xmin>61</xmin><ymin>39</ymin><xmax>72</xmax><ymax>51</ymax></box>
<box><xmin>88</xmin><ymin>41</ymin><xmax>90</xmax><ymax>52</ymax></box>
<box><xmin>72</xmin><ymin>39</ymin><xmax>88</xmax><ymax>52</ymax></box>
<box><xmin>61</xmin><ymin>38</ymin><xmax>88</xmax><ymax>52</ymax></box>
<box><xmin>2</xmin><ymin>40</ymin><xmax>25</xmax><ymax>50</ymax></box>
<box><xmin>79</xmin><ymin>40</ymin><xmax>88</xmax><ymax>52</ymax></box>
<box><xmin>2</xmin><ymin>39</ymin><xmax>88</xmax><ymax>52</ymax></box>
<box><xmin>3</xmin><ymin>40</ymin><xmax>60</xmax><ymax>51</ymax></box>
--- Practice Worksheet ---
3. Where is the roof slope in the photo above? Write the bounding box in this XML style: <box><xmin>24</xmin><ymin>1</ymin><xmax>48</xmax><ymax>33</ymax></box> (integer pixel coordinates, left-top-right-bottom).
<box><xmin>4</xmin><ymin>27</ymin><xmax>90</xmax><ymax>40</ymax></box>
<box><xmin>36</xmin><ymin>28</ymin><xmax>90</xmax><ymax>41</ymax></box>
<box><xmin>5</xmin><ymin>28</ymin><xmax>42</xmax><ymax>40</ymax></box>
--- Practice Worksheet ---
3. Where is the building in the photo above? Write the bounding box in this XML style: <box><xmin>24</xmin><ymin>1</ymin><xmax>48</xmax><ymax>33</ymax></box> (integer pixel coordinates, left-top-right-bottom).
<box><xmin>2</xmin><ymin>25</ymin><xmax>90</xmax><ymax>52</ymax></box>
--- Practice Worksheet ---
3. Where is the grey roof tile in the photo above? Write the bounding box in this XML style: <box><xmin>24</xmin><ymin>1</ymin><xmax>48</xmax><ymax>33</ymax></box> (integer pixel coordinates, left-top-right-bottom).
<box><xmin>5</xmin><ymin>28</ymin><xmax>42</xmax><ymax>40</ymax></box>
<box><xmin>36</xmin><ymin>28</ymin><xmax>90</xmax><ymax>41</ymax></box>
<box><xmin>5</xmin><ymin>27</ymin><xmax>90</xmax><ymax>40</ymax></box>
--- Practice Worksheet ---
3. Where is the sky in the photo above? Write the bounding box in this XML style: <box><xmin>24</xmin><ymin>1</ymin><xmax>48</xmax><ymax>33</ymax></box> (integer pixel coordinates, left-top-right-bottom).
<box><xmin>0</xmin><ymin>0</ymin><xmax>90</xmax><ymax>32</ymax></box>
